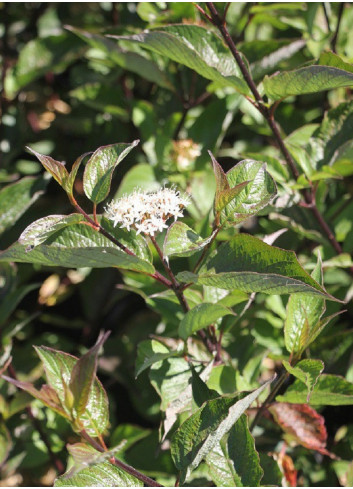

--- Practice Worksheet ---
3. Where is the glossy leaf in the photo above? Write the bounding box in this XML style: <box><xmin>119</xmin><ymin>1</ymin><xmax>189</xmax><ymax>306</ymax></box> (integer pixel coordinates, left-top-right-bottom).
<box><xmin>18</xmin><ymin>214</ymin><xmax>84</xmax><ymax>248</ymax></box>
<box><xmin>34</xmin><ymin>346</ymin><xmax>109</xmax><ymax>435</ymax></box>
<box><xmin>27</xmin><ymin>147</ymin><xmax>69</xmax><ymax>187</ymax></box>
<box><xmin>205</xmin><ymin>414</ymin><xmax>264</xmax><ymax>487</ymax></box>
<box><xmin>269</xmin><ymin>402</ymin><xmax>334</xmax><ymax>457</ymax></box>
<box><xmin>69</xmin><ymin>331</ymin><xmax>110</xmax><ymax>418</ymax></box>
<box><xmin>264</xmin><ymin>64</ymin><xmax>353</xmax><ymax>101</ymax></box>
<box><xmin>171</xmin><ymin>377</ymin><xmax>273</xmax><ymax>482</ymax></box>
<box><xmin>219</xmin><ymin>160</ymin><xmax>277</xmax><ymax>225</ymax></box>
<box><xmin>284</xmin><ymin>257</ymin><xmax>326</xmax><ymax>354</ymax></box>
<box><xmin>177</xmin><ymin>234</ymin><xmax>334</xmax><ymax>299</ymax></box>
<box><xmin>0</xmin><ymin>223</ymin><xmax>155</xmax><ymax>274</ymax></box>
<box><xmin>178</xmin><ymin>303</ymin><xmax>234</xmax><ymax>340</ymax></box>
<box><xmin>283</xmin><ymin>359</ymin><xmax>324</xmax><ymax>402</ymax></box>
<box><xmin>135</xmin><ymin>339</ymin><xmax>177</xmax><ymax>378</ymax></box>
<box><xmin>83</xmin><ymin>141</ymin><xmax>139</xmax><ymax>204</ymax></box>
<box><xmin>65</xmin><ymin>152</ymin><xmax>91</xmax><ymax>197</ymax></box>
<box><xmin>163</xmin><ymin>222</ymin><xmax>215</xmax><ymax>259</ymax></box>
<box><xmin>277</xmin><ymin>374</ymin><xmax>353</xmax><ymax>405</ymax></box>
<box><xmin>55</xmin><ymin>442</ymin><xmax>129</xmax><ymax>483</ymax></box>
<box><xmin>162</xmin><ymin>361</ymin><xmax>214</xmax><ymax>441</ymax></box>
<box><xmin>110</xmin><ymin>25</ymin><xmax>249</xmax><ymax>94</ymax></box>
<box><xmin>0</xmin><ymin>175</ymin><xmax>49</xmax><ymax>237</ymax></box>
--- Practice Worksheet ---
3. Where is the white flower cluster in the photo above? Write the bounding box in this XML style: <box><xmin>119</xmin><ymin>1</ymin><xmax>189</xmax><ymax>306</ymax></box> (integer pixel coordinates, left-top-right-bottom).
<box><xmin>105</xmin><ymin>187</ymin><xmax>190</xmax><ymax>236</ymax></box>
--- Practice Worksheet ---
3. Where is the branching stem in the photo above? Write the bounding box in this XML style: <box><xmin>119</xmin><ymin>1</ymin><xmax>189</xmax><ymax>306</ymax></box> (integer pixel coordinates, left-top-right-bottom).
<box><xmin>203</xmin><ymin>2</ymin><xmax>352</xmax><ymax>274</ymax></box>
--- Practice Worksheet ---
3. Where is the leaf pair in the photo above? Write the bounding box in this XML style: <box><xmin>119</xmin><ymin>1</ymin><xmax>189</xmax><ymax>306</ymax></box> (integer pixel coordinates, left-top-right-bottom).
<box><xmin>2</xmin><ymin>332</ymin><xmax>110</xmax><ymax>436</ymax></box>
<box><xmin>27</xmin><ymin>140</ymin><xmax>139</xmax><ymax>204</ymax></box>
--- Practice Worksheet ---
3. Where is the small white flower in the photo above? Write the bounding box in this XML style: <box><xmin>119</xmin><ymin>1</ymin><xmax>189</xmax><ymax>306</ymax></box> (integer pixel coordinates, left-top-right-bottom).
<box><xmin>105</xmin><ymin>187</ymin><xmax>190</xmax><ymax>236</ymax></box>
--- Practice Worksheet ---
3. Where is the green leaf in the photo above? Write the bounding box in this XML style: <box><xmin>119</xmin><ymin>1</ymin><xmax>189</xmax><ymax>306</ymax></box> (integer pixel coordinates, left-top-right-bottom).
<box><xmin>191</xmin><ymin>367</ymin><xmax>218</xmax><ymax>410</ymax></box>
<box><xmin>282</xmin><ymin>359</ymin><xmax>324</xmax><ymax>402</ymax></box>
<box><xmin>277</xmin><ymin>374</ymin><xmax>353</xmax><ymax>405</ymax></box>
<box><xmin>0</xmin><ymin>223</ymin><xmax>155</xmax><ymax>274</ymax></box>
<box><xmin>0</xmin><ymin>175</ymin><xmax>49</xmax><ymax>237</ymax></box>
<box><xmin>319</xmin><ymin>51</ymin><xmax>353</xmax><ymax>74</ymax></box>
<box><xmin>205</xmin><ymin>414</ymin><xmax>264</xmax><ymax>487</ymax></box>
<box><xmin>54</xmin><ymin>442</ymin><xmax>132</xmax><ymax>485</ymax></box>
<box><xmin>66</xmin><ymin>26</ymin><xmax>173</xmax><ymax>91</ymax></box>
<box><xmin>219</xmin><ymin>160</ymin><xmax>277</xmax><ymax>225</ymax></box>
<box><xmin>110</xmin><ymin>25</ymin><xmax>249</xmax><ymax>95</ymax></box>
<box><xmin>150</xmin><ymin>357</ymin><xmax>196</xmax><ymax>411</ymax></box>
<box><xmin>4</xmin><ymin>34</ymin><xmax>85</xmax><ymax>99</ymax></box>
<box><xmin>18</xmin><ymin>214</ymin><xmax>84</xmax><ymax>248</ymax></box>
<box><xmin>171</xmin><ymin>377</ymin><xmax>273</xmax><ymax>483</ymax></box>
<box><xmin>177</xmin><ymin>234</ymin><xmax>334</xmax><ymax>299</ymax></box>
<box><xmin>284</xmin><ymin>256</ymin><xmax>326</xmax><ymax>355</ymax></box>
<box><xmin>64</xmin><ymin>152</ymin><xmax>91</xmax><ymax>197</ymax></box>
<box><xmin>55</xmin><ymin>451</ymin><xmax>142</xmax><ymax>487</ymax></box>
<box><xmin>34</xmin><ymin>346</ymin><xmax>109</xmax><ymax>435</ymax></box>
<box><xmin>27</xmin><ymin>147</ymin><xmax>69</xmax><ymax>187</ymax></box>
<box><xmin>163</xmin><ymin>222</ymin><xmax>215</xmax><ymax>259</ymax></box>
<box><xmin>135</xmin><ymin>339</ymin><xmax>177</xmax><ymax>378</ymax></box>
<box><xmin>69</xmin><ymin>331</ymin><xmax>110</xmax><ymax>418</ymax></box>
<box><xmin>83</xmin><ymin>140</ymin><xmax>139</xmax><ymax>204</ymax></box>
<box><xmin>178</xmin><ymin>303</ymin><xmax>234</xmax><ymax>340</ymax></box>
<box><xmin>264</xmin><ymin>65</ymin><xmax>353</xmax><ymax>101</ymax></box>
<box><xmin>0</xmin><ymin>421</ymin><xmax>12</xmax><ymax>467</ymax></box>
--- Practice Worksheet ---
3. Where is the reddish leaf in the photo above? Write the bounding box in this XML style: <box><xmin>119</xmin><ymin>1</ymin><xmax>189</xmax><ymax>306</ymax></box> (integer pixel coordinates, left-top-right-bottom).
<box><xmin>269</xmin><ymin>402</ymin><xmax>335</xmax><ymax>458</ymax></box>
<box><xmin>280</xmin><ymin>454</ymin><xmax>297</xmax><ymax>487</ymax></box>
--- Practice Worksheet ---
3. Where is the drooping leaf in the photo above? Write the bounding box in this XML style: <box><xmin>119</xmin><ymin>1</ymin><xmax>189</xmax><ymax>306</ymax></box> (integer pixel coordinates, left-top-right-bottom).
<box><xmin>284</xmin><ymin>256</ymin><xmax>326</xmax><ymax>355</ymax></box>
<box><xmin>1</xmin><ymin>376</ymin><xmax>70</xmax><ymax>419</ymax></box>
<box><xmin>0</xmin><ymin>175</ymin><xmax>49</xmax><ymax>237</ymax></box>
<box><xmin>264</xmin><ymin>64</ymin><xmax>353</xmax><ymax>101</ymax></box>
<box><xmin>0</xmin><ymin>223</ymin><xmax>155</xmax><ymax>274</ymax></box>
<box><xmin>269</xmin><ymin>402</ymin><xmax>334</xmax><ymax>457</ymax></box>
<box><xmin>109</xmin><ymin>25</ymin><xmax>249</xmax><ymax>95</ymax></box>
<box><xmin>27</xmin><ymin>147</ymin><xmax>69</xmax><ymax>187</ymax></box>
<box><xmin>282</xmin><ymin>359</ymin><xmax>324</xmax><ymax>402</ymax></box>
<box><xmin>66</xmin><ymin>26</ymin><xmax>173</xmax><ymax>90</ymax></box>
<box><xmin>83</xmin><ymin>141</ymin><xmax>139</xmax><ymax>204</ymax></box>
<box><xmin>18</xmin><ymin>214</ymin><xmax>84</xmax><ymax>248</ymax></box>
<box><xmin>191</xmin><ymin>366</ymin><xmax>218</xmax><ymax>410</ymax></box>
<box><xmin>163</xmin><ymin>222</ymin><xmax>215</xmax><ymax>259</ymax></box>
<box><xmin>135</xmin><ymin>339</ymin><xmax>177</xmax><ymax>378</ymax></box>
<box><xmin>178</xmin><ymin>303</ymin><xmax>234</xmax><ymax>340</ymax></box>
<box><xmin>277</xmin><ymin>374</ymin><xmax>353</xmax><ymax>405</ymax></box>
<box><xmin>171</xmin><ymin>377</ymin><xmax>273</xmax><ymax>483</ymax></box>
<box><xmin>177</xmin><ymin>234</ymin><xmax>334</xmax><ymax>299</ymax></box>
<box><xmin>69</xmin><ymin>331</ymin><xmax>110</xmax><ymax>418</ymax></box>
<box><xmin>205</xmin><ymin>414</ymin><xmax>264</xmax><ymax>487</ymax></box>
<box><xmin>219</xmin><ymin>160</ymin><xmax>277</xmax><ymax>225</ymax></box>
<box><xmin>34</xmin><ymin>346</ymin><xmax>109</xmax><ymax>435</ymax></box>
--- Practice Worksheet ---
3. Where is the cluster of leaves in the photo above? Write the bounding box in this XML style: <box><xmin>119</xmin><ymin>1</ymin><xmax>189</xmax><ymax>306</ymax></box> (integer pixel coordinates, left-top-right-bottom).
<box><xmin>1</xmin><ymin>2</ymin><xmax>353</xmax><ymax>487</ymax></box>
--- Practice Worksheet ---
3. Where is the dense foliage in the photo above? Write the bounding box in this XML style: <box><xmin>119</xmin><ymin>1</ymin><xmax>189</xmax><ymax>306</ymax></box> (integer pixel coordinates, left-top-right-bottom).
<box><xmin>1</xmin><ymin>2</ymin><xmax>353</xmax><ymax>487</ymax></box>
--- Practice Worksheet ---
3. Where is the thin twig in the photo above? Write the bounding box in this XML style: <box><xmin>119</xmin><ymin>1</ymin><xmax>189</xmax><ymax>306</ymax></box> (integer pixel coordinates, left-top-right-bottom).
<box><xmin>203</xmin><ymin>3</ymin><xmax>352</xmax><ymax>274</ymax></box>
<box><xmin>331</xmin><ymin>2</ymin><xmax>345</xmax><ymax>53</ymax></box>
<box><xmin>250</xmin><ymin>370</ymin><xmax>289</xmax><ymax>431</ymax></box>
